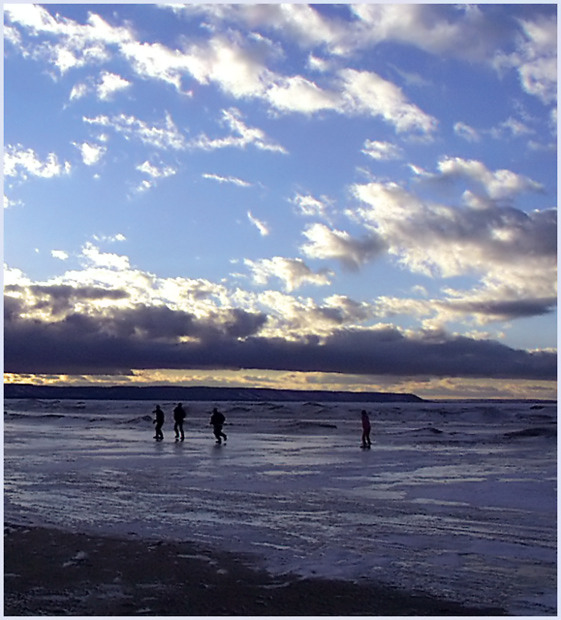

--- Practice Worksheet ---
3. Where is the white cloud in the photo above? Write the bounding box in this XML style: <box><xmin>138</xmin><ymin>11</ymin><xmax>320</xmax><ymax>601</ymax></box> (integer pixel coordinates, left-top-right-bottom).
<box><xmin>190</xmin><ymin>108</ymin><xmax>287</xmax><ymax>154</ymax></box>
<box><xmin>97</xmin><ymin>71</ymin><xmax>131</xmax><ymax>100</ymax></box>
<box><xmin>362</xmin><ymin>139</ymin><xmax>404</xmax><ymax>160</ymax></box>
<box><xmin>92</xmin><ymin>233</ymin><xmax>126</xmax><ymax>243</ymax></box>
<box><xmin>4</xmin><ymin>144</ymin><xmax>71</xmax><ymax>180</ymax></box>
<box><xmin>453</xmin><ymin>122</ymin><xmax>480</xmax><ymax>143</ymax></box>
<box><xmin>245</xmin><ymin>256</ymin><xmax>332</xmax><ymax>292</ymax></box>
<box><xmin>51</xmin><ymin>250</ymin><xmax>69</xmax><ymax>261</ymax></box>
<box><xmin>69</xmin><ymin>82</ymin><xmax>89</xmax><ymax>101</ymax></box>
<box><xmin>134</xmin><ymin>24</ymin><xmax>435</xmax><ymax>134</ymax></box>
<box><xmin>117</xmin><ymin>38</ymin><xmax>196</xmax><ymax>95</ymax></box>
<box><xmin>350</xmin><ymin>4</ymin><xmax>508</xmax><ymax>63</ymax></box>
<box><xmin>137</xmin><ymin>160</ymin><xmax>177</xmax><ymax>179</ymax></box>
<box><xmin>6</xmin><ymin>5</ymin><xmax>437</xmax><ymax>135</ymax></box>
<box><xmin>134</xmin><ymin>161</ymin><xmax>176</xmax><ymax>194</ymax></box>
<box><xmin>388</xmin><ymin>63</ymin><xmax>431</xmax><ymax>88</ymax></box>
<box><xmin>300</xmin><ymin>223</ymin><xmax>386</xmax><ymax>271</ymax></box>
<box><xmin>174</xmin><ymin>4</ymin><xmax>348</xmax><ymax>57</ymax></box>
<box><xmin>515</xmin><ymin>17</ymin><xmax>557</xmax><ymax>104</ymax></box>
<box><xmin>202</xmin><ymin>173</ymin><xmax>251</xmax><ymax>188</ymax></box>
<box><xmin>4</xmin><ymin>265</ymin><xmax>32</xmax><ymax>287</ymax></box>
<box><xmin>5</xmin><ymin>5</ymin><xmax>127</xmax><ymax>74</ymax></box>
<box><xmin>177</xmin><ymin>4</ymin><xmax>503</xmax><ymax>63</ymax></box>
<box><xmin>493</xmin><ymin>15</ymin><xmax>557</xmax><ymax>105</ymax></box>
<box><xmin>339</xmin><ymin>69</ymin><xmax>437</xmax><ymax>135</ymax></box>
<box><xmin>81</xmin><ymin>242</ymin><xmax>130</xmax><ymax>271</ymax></box>
<box><xmin>83</xmin><ymin>112</ymin><xmax>186</xmax><ymax>150</ymax></box>
<box><xmin>307</xmin><ymin>54</ymin><xmax>330</xmax><ymax>73</ymax></box>
<box><xmin>351</xmin><ymin>179</ymin><xmax>557</xmax><ymax>314</ymax></box>
<box><xmin>247</xmin><ymin>211</ymin><xmax>270</xmax><ymax>237</ymax></box>
<box><xmin>73</xmin><ymin>141</ymin><xmax>106</xmax><ymax>166</ymax></box>
<box><xmin>290</xmin><ymin>193</ymin><xmax>331</xmax><ymax>219</ymax></box>
<box><xmin>177</xmin><ymin>33</ymin><xmax>274</xmax><ymax>99</ymax></box>
<box><xmin>4</xmin><ymin>4</ymin><xmax>58</xmax><ymax>34</ymax></box>
<box><xmin>134</xmin><ymin>179</ymin><xmax>153</xmax><ymax>194</ymax></box>
<box><xmin>491</xmin><ymin>116</ymin><xmax>535</xmax><ymax>140</ymax></box>
<box><xmin>436</xmin><ymin>157</ymin><xmax>543</xmax><ymax>200</ymax></box>
<box><xmin>266</xmin><ymin>75</ymin><xmax>338</xmax><ymax>114</ymax></box>
<box><xmin>69</xmin><ymin>72</ymin><xmax>130</xmax><ymax>102</ymax></box>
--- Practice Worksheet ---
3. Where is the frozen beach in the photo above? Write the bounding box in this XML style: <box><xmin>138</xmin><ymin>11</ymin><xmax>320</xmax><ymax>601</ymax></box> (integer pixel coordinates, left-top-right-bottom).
<box><xmin>4</xmin><ymin>397</ymin><xmax>557</xmax><ymax>615</ymax></box>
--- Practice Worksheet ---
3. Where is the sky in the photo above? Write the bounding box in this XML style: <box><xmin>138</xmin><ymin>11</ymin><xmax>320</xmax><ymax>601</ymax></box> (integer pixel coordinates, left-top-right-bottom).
<box><xmin>3</xmin><ymin>3</ymin><xmax>557</xmax><ymax>399</ymax></box>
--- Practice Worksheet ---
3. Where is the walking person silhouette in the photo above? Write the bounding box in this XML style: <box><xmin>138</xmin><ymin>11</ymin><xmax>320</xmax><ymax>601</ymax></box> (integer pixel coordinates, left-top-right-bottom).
<box><xmin>153</xmin><ymin>405</ymin><xmax>164</xmax><ymax>441</ymax></box>
<box><xmin>173</xmin><ymin>402</ymin><xmax>186</xmax><ymax>441</ymax></box>
<box><xmin>210</xmin><ymin>407</ymin><xmax>227</xmax><ymax>445</ymax></box>
<box><xmin>361</xmin><ymin>410</ymin><xmax>372</xmax><ymax>449</ymax></box>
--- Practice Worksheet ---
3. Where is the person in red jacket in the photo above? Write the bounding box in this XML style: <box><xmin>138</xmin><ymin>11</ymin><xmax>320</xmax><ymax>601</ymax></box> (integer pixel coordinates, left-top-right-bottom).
<box><xmin>361</xmin><ymin>410</ymin><xmax>371</xmax><ymax>449</ymax></box>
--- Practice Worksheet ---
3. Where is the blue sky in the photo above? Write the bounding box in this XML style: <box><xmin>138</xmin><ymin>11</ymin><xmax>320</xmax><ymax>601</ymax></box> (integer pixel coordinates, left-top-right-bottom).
<box><xmin>4</xmin><ymin>3</ymin><xmax>557</xmax><ymax>399</ymax></box>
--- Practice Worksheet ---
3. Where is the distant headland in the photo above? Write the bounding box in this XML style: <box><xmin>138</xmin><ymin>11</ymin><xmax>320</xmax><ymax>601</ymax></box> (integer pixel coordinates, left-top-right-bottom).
<box><xmin>4</xmin><ymin>384</ymin><xmax>423</xmax><ymax>403</ymax></box>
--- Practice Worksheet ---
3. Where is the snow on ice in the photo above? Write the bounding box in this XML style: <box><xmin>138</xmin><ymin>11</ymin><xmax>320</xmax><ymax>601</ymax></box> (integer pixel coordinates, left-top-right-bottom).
<box><xmin>4</xmin><ymin>398</ymin><xmax>557</xmax><ymax>615</ymax></box>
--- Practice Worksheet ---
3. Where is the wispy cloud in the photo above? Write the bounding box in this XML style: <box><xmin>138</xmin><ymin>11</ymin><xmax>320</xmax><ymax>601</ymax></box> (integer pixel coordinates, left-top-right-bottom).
<box><xmin>453</xmin><ymin>122</ymin><xmax>480</xmax><ymax>143</ymax></box>
<box><xmin>190</xmin><ymin>108</ymin><xmax>287</xmax><ymax>154</ymax></box>
<box><xmin>290</xmin><ymin>193</ymin><xmax>331</xmax><ymax>219</ymax></box>
<box><xmin>83</xmin><ymin>112</ymin><xmax>186</xmax><ymax>150</ymax></box>
<box><xmin>247</xmin><ymin>211</ymin><xmax>270</xmax><ymax>236</ymax></box>
<box><xmin>202</xmin><ymin>173</ymin><xmax>252</xmax><ymax>188</ymax></box>
<box><xmin>70</xmin><ymin>71</ymin><xmax>131</xmax><ymax>102</ymax></box>
<box><xmin>362</xmin><ymin>139</ymin><xmax>404</xmax><ymax>160</ymax></box>
<box><xmin>134</xmin><ymin>160</ymin><xmax>177</xmax><ymax>193</ymax></box>
<box><xmin>136</xmin><ymin>160</ymin><xmax>177</xmax><ymax>179</ymax></box>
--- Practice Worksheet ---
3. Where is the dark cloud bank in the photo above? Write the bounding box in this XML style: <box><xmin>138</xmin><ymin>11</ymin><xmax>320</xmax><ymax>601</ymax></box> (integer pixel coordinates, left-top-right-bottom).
<box><xmin>5</xmin><ymin>297</ymin><xmax>555</xmax><ymax>380</ymax></box>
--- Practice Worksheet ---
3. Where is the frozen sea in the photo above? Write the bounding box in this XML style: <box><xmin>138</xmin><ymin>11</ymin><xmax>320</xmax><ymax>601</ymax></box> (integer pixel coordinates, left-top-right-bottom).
<box><xmin>4</xmin><ymin>397</ymin><xmax>557</xmax><ymax>615</ymax></box>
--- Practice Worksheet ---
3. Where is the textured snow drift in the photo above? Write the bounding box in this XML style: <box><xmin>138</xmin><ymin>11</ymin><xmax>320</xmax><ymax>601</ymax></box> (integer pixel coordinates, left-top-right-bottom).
<box><xmin>4</xmin><ymin>398</ymin><xmax>557</xmax><ymax>615</ymax></box>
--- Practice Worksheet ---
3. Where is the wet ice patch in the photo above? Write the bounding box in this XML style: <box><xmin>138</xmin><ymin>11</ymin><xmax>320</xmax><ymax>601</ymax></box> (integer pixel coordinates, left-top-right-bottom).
<box><xmin>4</xmin><ymin>398</ymin><xmax>557</xmax><ymax>615</ymax></box>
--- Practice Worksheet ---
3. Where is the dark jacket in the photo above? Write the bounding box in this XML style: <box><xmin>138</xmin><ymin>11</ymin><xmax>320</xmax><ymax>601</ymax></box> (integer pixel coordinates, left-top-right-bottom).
<box><xmin>210</xmin><ymin>410</ymin><xmax>225</xmax><ymax>427</ymax></box>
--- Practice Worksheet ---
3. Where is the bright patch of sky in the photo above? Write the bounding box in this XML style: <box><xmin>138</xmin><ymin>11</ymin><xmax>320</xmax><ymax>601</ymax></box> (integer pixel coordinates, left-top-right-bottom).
<box><xmin>4</xmin><ymin>4</ymin><xmax>557</xmax><ymax>398</ymax></box>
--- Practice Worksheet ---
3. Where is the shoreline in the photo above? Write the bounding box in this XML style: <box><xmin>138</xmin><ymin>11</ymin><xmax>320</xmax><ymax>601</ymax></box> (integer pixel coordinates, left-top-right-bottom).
<box><xmin>4</xmin><ymin>523</ymin><xmax>506</xmax><ymax>616</ymax></box>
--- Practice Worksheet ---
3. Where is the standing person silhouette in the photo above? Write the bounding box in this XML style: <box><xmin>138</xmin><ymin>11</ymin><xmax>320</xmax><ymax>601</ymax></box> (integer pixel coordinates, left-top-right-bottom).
<box><xmin>361</xmin><ymin>410</ymin><xmax>371</xmax><ymax>449</ymax></box>
<box><xmin>173</xmin><ymin>402</ymin><xmax>186</xmax><ymax>441</ymax></box>
<box><xmin>153</xmin><ymin>405</ymin><xmax>164</xmax><ymax>441</ymax></box>
<box><xmin>210</xmin><ymin>407</ymin><xmax>227</xmax><ymax>445</ymax></box>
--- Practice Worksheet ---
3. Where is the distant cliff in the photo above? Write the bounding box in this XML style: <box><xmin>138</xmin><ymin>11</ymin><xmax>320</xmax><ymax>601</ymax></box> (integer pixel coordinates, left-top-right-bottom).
<box><xmin>4</xmin><ymin>384</ymin><xmax>423</xmax><ymax>403</ymax></box>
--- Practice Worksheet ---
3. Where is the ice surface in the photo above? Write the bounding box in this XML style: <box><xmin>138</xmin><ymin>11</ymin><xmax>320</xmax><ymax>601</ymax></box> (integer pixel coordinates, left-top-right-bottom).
<box><xmin>4</xmin><ymin>398</ymin><xmax>557</xmax><ymax>615</ymax></box>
